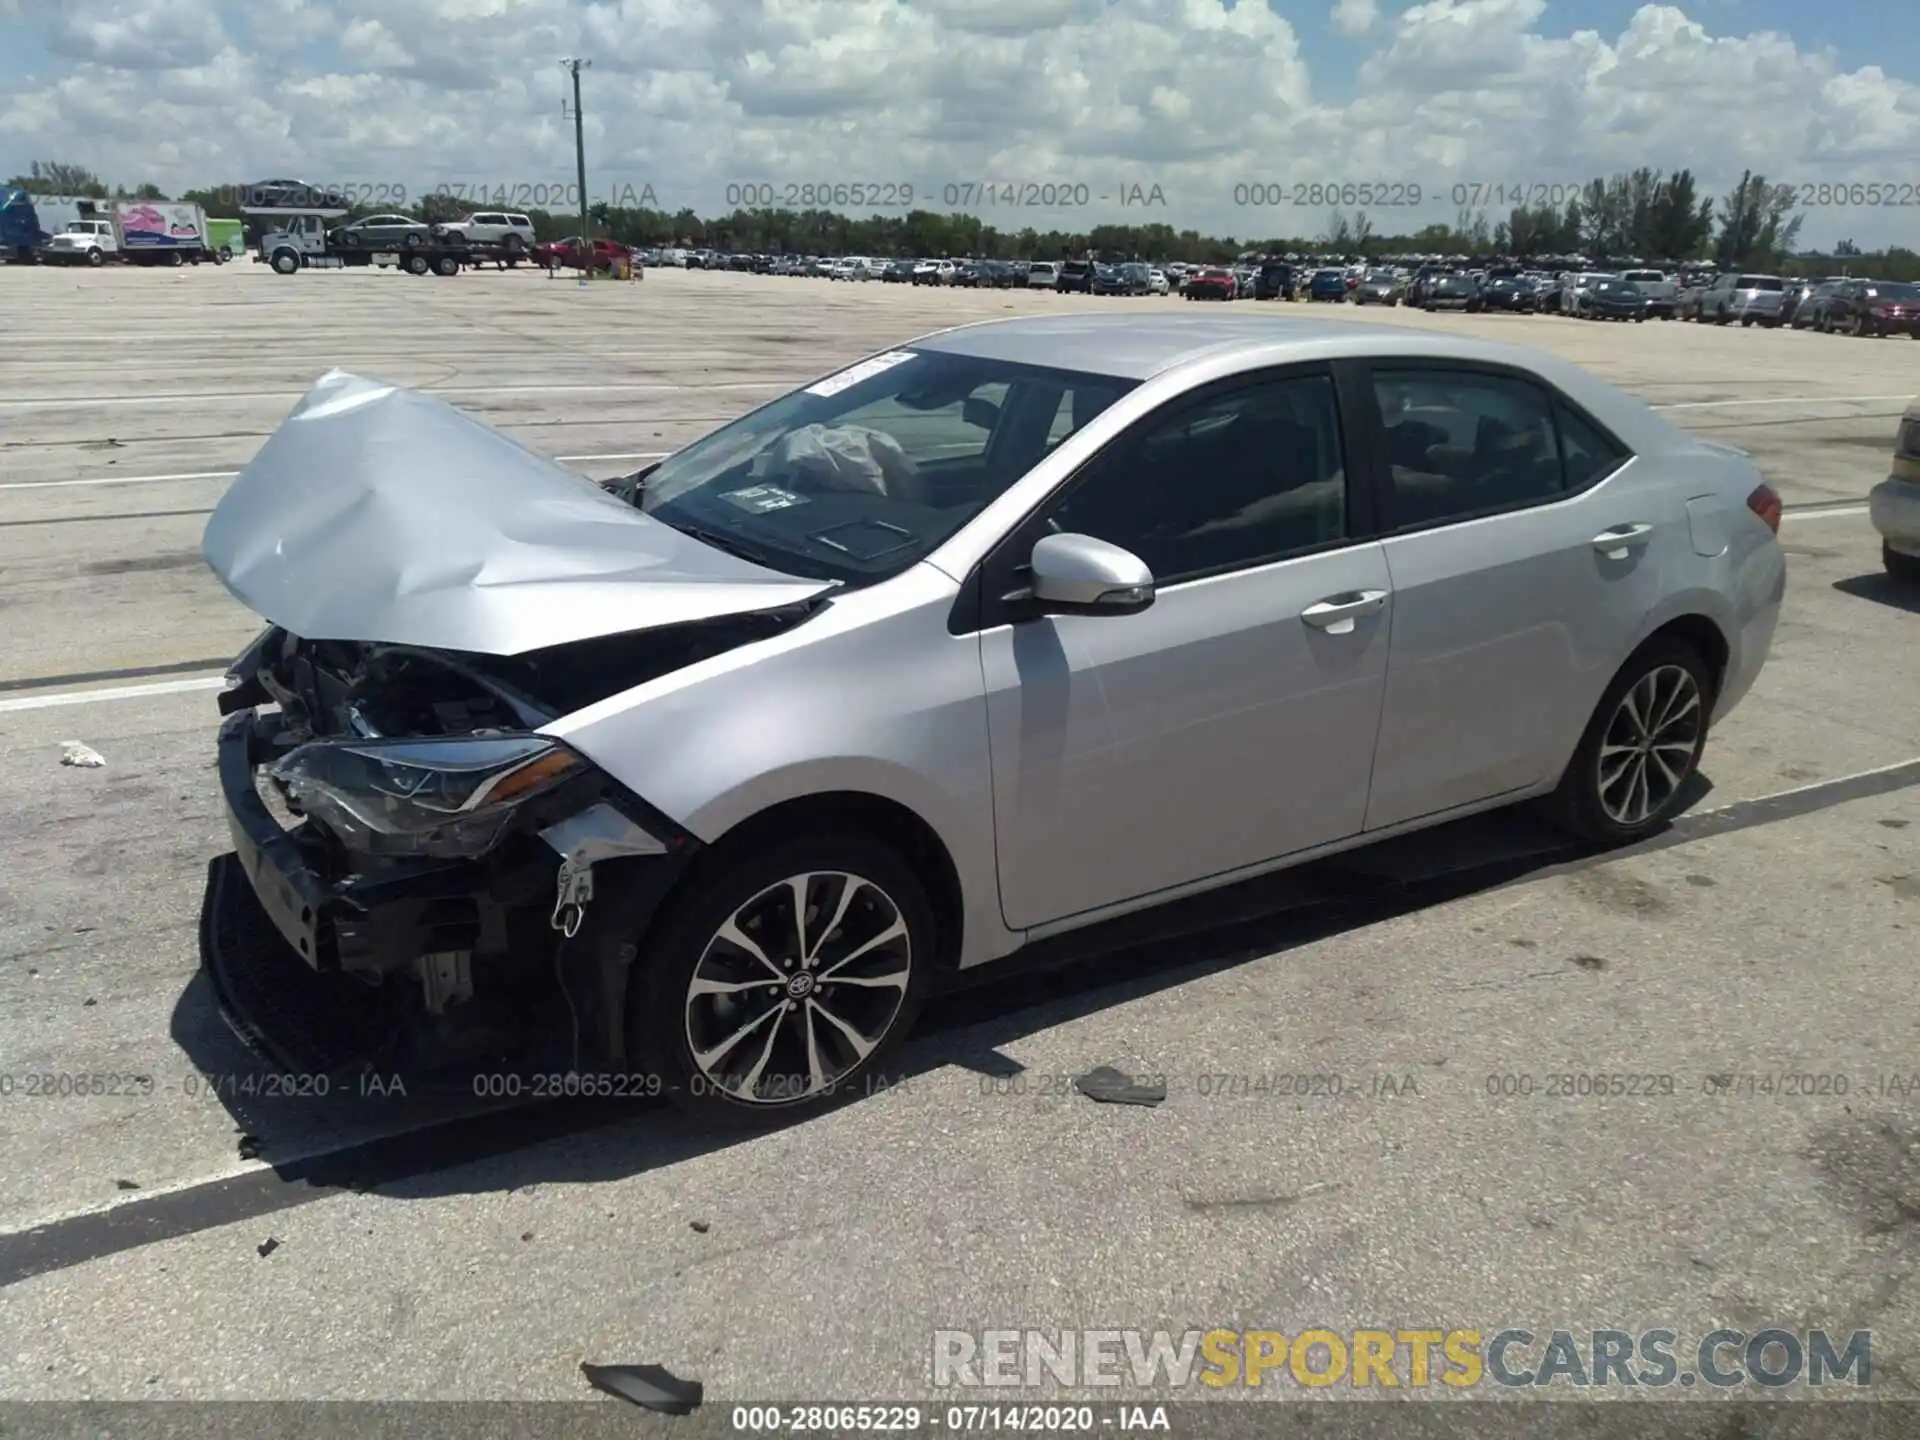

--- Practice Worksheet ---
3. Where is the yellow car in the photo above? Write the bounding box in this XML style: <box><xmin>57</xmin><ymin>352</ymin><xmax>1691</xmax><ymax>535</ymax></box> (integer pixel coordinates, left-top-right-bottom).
<box><xmin>1871</xmin><ymin>398</ymin><xmax>1920</xmax><ymax>581</ymax></box>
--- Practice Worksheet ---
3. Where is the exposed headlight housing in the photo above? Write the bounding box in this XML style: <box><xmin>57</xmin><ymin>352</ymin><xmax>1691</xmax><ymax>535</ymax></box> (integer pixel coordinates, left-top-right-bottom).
<box><xmin>268</xmin><ymin>734</ymin><xmax>585</xmax><ymax>858</ymax></box>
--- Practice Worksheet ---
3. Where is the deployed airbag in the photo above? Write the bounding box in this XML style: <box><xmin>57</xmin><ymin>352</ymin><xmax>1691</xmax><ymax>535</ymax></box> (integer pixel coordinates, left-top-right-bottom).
<box><xmin>755</xmin><ymin>423</ymin><xmax>920</xmax><ymax>499</ymax></box>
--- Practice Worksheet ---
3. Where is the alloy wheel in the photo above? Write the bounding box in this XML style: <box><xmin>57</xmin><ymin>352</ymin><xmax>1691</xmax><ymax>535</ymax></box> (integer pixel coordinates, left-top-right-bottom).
<box><xmin>683</xmin><ymin>871</ymin><xmax>912</xmax><ymax>1106</ymax></box>
<box><xmin>1596</xmin><ymin>664</ymin><xmax>1703</xmax><ymax>827</ymax></box>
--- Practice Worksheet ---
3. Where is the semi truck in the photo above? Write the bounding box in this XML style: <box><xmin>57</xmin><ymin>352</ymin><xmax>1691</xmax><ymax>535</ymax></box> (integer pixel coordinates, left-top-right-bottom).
<box><xmin>253</xmin><ymin>209</ymin><xmax>504</xmax><ymax>276</ymax></box>
<box><xmin>37</xmin><ymin>200</ymin><xmax>223</xmax><ymax>266</ymax></box>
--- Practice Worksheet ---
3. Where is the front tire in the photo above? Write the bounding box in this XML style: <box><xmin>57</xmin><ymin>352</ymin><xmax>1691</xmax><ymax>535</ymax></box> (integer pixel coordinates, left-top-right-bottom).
<box><xmin>1542</xmin><ymin>638</ymin><xmax>1713</xmax><ymax>845</ymax></box>
<box><xmin>631</xmin><ymin>828</ymin><xmax>933</xmax><ymax>1125</ymax></box>
<box><xmin>1886</xmin><ymin>541</ymin><xmax>1920</xmax><ymax>583</ymax></box>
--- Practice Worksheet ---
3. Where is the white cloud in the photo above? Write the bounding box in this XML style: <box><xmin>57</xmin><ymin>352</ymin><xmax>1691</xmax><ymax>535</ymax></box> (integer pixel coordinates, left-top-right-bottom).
<box><xmin>1</xmin><ymin>0</ymin><xmax>1916</xmax><ymax>245</ymax></box>
<box><xmin>1331</xmin><ymin>0</ymin><xmax>1381</xmax><ymax>37</ymax></box>
<box><xmin>45</xmin><ymin>0</ymin><xmax>229</xmax><ymax>71</ymax></box>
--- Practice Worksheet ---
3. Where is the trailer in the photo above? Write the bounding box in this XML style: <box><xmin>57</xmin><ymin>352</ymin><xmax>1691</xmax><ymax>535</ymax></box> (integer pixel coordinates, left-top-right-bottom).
<box><xmin>0</xmin><ymin>187</ymin><xmax>47</xmax><ymax>262</ymax></box>
<box><xmin>251</xmin><ymin>209</ymin><xmax>506</xmax><ymax>276</ymax></box>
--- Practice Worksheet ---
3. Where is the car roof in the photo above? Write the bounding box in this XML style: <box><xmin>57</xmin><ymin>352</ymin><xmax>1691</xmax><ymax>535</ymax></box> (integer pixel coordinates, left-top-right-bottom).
<box><xmin>908</xmin><ymin>312</ymin><xmax>1682</xmax><ymax>449</ymax></box>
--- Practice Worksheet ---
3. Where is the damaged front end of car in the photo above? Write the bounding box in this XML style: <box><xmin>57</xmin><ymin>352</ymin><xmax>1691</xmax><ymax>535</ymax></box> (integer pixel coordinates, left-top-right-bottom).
<box><xmin>198</xmin><ymin>369</ymin><xmax>835</xmax><ymax>1077</ymax></box>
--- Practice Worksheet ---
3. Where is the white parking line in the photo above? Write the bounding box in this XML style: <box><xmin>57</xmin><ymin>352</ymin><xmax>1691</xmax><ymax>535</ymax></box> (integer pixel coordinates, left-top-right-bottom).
<box><xmin>1784</xmin><ymin>504</ymin><xmax>1867</xmax><ymax>520</ymax></box>
<box><xmin>0</xmin><ymin>676</ymin><xmax>227</xmax><ymax>713</ymax></box>
<box><xmin>0</xmin><ymin>392</ymin><xmax>1906</xmax><ymax>494</ymax></box>
<box><xmin>0</xmin><ymin>498</ymin><xmax>1872</xmax><ymax>717</ymax></box>
<box><xmin>1654</xmin><ymin>394</ymin><xmax>1915</xmax><ymax>411</ymax></box>
<box><xmin>0</xmin><ymin>381</ymin><xmax>786</xmax><ymax>410</ymax></box>
<box><xmin>0</xmin><ymin>452</ymin><xmax>671</xmax><ymax>492</ymax></box>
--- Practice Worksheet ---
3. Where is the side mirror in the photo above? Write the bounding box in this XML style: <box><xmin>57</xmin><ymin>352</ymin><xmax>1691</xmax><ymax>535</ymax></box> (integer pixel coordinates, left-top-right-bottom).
<box><xmin>962</xmin><ymin>396</ymin><xmax>1002</xmax><ymax>432</ymax></box>
<box><xmin>1023</xmin><ymin>533</ymin><xmax>1155</xmax><ymax>617</ymax></box>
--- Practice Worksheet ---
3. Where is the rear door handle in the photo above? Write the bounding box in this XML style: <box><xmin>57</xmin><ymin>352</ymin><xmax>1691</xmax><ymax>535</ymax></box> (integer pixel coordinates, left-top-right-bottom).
<box><xmin>1592</xmin><ymin>523</ymin><xmax>1653</xmax><ymax>559</ymax></box>
<box><xmin>1300</xmin><ymin>589</ymin><xmax>1388</xmax><ymax>634</ymax></box>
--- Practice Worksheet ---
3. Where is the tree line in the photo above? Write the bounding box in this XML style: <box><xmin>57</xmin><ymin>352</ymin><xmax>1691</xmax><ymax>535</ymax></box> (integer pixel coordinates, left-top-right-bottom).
<box><xmin>9</xmin><ymin>159</ymin><xmax>1917</xmax><ymax>280</ymax></box>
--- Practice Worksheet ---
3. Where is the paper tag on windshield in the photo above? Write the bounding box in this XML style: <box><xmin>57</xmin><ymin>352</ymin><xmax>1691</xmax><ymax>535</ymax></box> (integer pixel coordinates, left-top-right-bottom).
<box><xmin>721</xmin><ymin>484</ymin><xmax>808</xmax><ymax>514</ymax></box>
<box><xmin>805</xmin><ymin>350</ymin><xmax>916</xmax><ymax>397</ymax></box>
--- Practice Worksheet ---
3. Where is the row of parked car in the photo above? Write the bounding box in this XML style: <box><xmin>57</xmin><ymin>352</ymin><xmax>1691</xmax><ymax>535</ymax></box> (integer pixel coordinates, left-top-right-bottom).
<box><xmin>627</xmin><ymin>246</ymin><xmax>1920</xmax><ymax>337</ymax></box>
<box><xmin>1183</xmin><ymin>261</ymin><xmax>1920</xmax><ymax>337</ymax></box>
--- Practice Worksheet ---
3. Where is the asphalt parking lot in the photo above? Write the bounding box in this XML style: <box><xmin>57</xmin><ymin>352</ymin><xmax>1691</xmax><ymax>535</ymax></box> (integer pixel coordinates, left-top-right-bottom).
<box><xmin>1</xmin><ymin>263</ymin><xmax>1918</xmax><ymax>1417</ymax></box>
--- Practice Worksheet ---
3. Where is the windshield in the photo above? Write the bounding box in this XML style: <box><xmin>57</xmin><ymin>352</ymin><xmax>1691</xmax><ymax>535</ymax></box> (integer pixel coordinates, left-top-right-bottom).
<box><xmin>1866</xmin><ymin>283</ymin><xmax>1920</xmax><ymax>300</ymax></box>
<box><xmin>637</xmin><ymin>349</ymin><xmax>1137</xmax><ymax>586</ymax></box>
<box><xmin>1737</xmin><ymin>276</ymin><xmax>1783</xmax><ymax>290</ymax></box>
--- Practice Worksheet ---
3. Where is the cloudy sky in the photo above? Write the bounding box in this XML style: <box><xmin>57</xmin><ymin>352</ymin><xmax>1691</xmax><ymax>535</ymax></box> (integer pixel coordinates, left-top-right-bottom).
<box><xmin>2</xmin><ymin>0</ymin><xmax>1917</xmax><ymax>247</ymax></box>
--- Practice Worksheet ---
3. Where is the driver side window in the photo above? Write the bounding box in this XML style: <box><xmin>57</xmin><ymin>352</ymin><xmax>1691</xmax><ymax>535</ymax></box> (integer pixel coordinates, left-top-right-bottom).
<box><xmin>1044</xmin><ymin>370</ymin><xmax>1348</xmax><ymax>586</ymax></box>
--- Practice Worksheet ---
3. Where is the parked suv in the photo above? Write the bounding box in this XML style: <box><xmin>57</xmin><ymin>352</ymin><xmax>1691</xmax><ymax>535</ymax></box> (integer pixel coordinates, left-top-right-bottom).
<box><xmin>1698</xmin><ymin>273</ymin><xmax>1786</xmax><ymax>327</ymax></box>
<box><xmin>1026</xmin><ymin>261</ymin><xmax>1060</xmax><ymax>289</ymax></box>
<box><xmin>1253</xmin><ymin>262</ymin><xmax>1296</xmax><ymax>300</ymax></box>
<box><xmin>1056</xmin><ymin>259</ymin><xmax>1096</xmax><ymax>294</ymax></box>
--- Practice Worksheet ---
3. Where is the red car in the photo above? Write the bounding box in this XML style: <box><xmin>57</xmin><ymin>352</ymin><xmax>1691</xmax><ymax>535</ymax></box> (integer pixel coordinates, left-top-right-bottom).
<box><xmin>1822</xmin><ymin>279</ymin><xmax>1920</xmax><ymax>337</ymax></box>
<box><xmin>536</xmin><ymin>236</ymin><xmax>637</xmax><ymax>273</ymax></box>
<box><xmin>1183</xmin><ymin>267</ymin><xmax>1236</xmax><ymax>300</ymax></box>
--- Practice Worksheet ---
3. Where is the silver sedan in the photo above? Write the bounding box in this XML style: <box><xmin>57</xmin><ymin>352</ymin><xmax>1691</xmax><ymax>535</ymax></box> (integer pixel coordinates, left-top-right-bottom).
<box><xmin>203</xmin><ymin>314</ymin><xmax>1787</xmax><ymax>1120</ymax></box>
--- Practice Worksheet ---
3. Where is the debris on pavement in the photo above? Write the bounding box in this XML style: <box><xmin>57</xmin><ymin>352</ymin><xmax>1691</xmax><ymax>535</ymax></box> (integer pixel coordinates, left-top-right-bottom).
<box><xmin>59</xmin><ymin>742</ymin><xmax>106</xmax><ymax>768</ymax></box>
<box><xmin>1073</xmin><ymin>1066</ymin><xmax>1168</xmax><ymax>1107</ymax></box>
<box><xmin>237</xmin><ymin>1134</ymin><xmax>263</xmax><ymax>1160</ymax></box>
<box><xmin>690</xmin><ymin>1219</ymin><xmax>710</xmax><ymax>1233</ymax></box>
<box><xmin>581</xmin><ymin>1362</ymin><xmax>704</xmax><ymax>1414</ymax></box>
<box><xmin>115</xmin><ymin>1179</ymin><xmax>139</xmax><ymax>1190</ymax></box>
<box><xmin>257</xmin><ymin>1237</ymin><xmax>280</xmax><ymax>1257</ymax></box>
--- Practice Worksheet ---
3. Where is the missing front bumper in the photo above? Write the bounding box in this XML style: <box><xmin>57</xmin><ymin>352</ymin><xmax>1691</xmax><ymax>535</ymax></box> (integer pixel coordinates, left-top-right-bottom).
<box><xmin>208</xmin><ymin>709</ymin><xmax>700</xmax><ymax>1074</ymax></box>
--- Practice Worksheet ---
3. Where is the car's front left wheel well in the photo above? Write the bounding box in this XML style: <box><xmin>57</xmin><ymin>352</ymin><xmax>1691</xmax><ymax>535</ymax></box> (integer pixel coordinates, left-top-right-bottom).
<box><xmin>692</xmin><ymin>793</ymin><xmax>966</xmax><ymax>972</ymax></box>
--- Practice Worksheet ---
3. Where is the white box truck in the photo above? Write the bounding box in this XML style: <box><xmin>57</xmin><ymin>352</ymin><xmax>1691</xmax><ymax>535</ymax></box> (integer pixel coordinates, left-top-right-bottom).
<box><xmin>40</xmin><ymin>200</ymin><xmax>214</xmax><ymax>266</ymax></box>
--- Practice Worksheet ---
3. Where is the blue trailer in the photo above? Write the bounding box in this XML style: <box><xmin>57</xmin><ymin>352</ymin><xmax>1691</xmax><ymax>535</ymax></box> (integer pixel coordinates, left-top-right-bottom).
<box><xmin>0</xmin><ymin>188</ymin><xmax>49</xmax><ymax>262</ymax></box>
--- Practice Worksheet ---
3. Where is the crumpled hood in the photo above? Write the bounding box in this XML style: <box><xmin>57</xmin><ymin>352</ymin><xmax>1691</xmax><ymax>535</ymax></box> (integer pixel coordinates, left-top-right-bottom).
<box><xmin>201</xmin><ymin>369</ymin><xmax>834</xmax><ymax>656</ymax></box>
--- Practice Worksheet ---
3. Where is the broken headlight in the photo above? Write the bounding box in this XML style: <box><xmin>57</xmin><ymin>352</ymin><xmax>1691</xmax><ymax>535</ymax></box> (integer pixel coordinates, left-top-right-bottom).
<box><xmin>267</xmin><ymin>734</ymin><xmax>583</xmax><ymax>858</ymax></box>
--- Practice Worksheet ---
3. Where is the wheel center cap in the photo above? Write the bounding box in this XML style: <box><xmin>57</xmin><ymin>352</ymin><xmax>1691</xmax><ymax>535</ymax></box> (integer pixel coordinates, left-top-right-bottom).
<box><xmin>786</xmin><ymin>972</ymin><xmax>816</xmax><ymax>999</ymax></box>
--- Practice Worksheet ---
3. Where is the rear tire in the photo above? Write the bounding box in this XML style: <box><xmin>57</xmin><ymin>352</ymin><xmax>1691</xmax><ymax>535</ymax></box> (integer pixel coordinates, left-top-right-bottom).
<box><xmin>1886</xmin><ymin>542</ymin><xmax>1920</xmax><ymax>583</ymax></box>
<box><xmin>1541</xmin><ymin>637</ymin><xmax>1714</xmax><ymax>845</ymax></box>
<box><xmin>630</xmin><ymin>827</ymin><xmax>934</xmax><ymax>1126</ymax></box>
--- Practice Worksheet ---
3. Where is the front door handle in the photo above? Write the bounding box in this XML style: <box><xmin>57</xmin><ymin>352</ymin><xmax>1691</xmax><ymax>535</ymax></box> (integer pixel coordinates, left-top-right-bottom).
<box><xmin>1300</xmin><ymin>589</ymin><xmax>1388</xmax><ymax>634</ymax></box>
<box><xmin>1592</xmin><ymin>523</ymin><xmax>1653</xmax><ymax>559</ymax></box>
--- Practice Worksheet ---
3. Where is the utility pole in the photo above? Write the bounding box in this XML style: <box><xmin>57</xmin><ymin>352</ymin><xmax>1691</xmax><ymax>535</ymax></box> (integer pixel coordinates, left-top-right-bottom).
<box><xmin>561</xmin><ymin>57</ymin><xmax>592</xmax><ymax>286</ymax></box>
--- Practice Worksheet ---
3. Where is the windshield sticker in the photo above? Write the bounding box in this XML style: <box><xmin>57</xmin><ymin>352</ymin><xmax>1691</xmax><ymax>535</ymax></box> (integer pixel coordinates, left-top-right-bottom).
<box><xmin>720</xmin><ymin>484</ymin><xmax>810</xmax><ymax>514</ymax></box>
<box><xmin>804</xmin><ymin>350</ymin><xmax>917</xmax><ymax>398</ymax></box>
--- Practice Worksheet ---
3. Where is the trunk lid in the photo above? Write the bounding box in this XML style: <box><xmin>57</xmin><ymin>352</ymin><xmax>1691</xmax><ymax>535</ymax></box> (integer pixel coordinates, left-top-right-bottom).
<box><xmin>201</xmin><ymin>370</ymin><xmax>835</xmax><ymax>657</ymax></box>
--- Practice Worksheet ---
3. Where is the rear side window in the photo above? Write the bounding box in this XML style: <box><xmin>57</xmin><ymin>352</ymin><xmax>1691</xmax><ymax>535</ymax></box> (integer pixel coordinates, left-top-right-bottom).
<box><xmin>1372</xmin><ymin>369</ymin><xmax>1630</xmax><ymax>528</ymax></box>
<box><xmin>1555</xmin><ymin>403</ymin><xmax>1631</xmax><ymax>490</ymax></box>
<box><xmin>1738</xmin><ymin>276</ymin><xmax>1783</xmax><ymax>290</ymax></box>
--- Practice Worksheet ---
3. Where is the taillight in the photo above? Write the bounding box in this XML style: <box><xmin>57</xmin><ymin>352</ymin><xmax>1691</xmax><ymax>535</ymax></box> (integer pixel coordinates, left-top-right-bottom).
<box><xmin>1747</xmin><ymin>483</ymin><xmax>1782</xmax><ymax>535</ymax></box>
